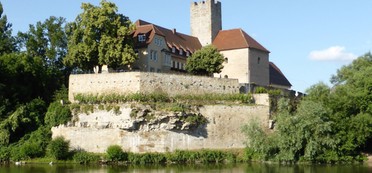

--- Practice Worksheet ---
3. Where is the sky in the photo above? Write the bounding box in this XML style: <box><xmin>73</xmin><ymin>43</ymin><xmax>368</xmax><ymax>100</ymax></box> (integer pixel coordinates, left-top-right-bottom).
<box><xmin>2</xmin><ymin>0</ymin><xmax>372</xmax><ymax>92</ymax></box>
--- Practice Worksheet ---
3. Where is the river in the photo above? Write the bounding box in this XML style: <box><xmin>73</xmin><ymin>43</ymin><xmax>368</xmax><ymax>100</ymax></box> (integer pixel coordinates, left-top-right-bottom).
<box><xmin>1</xmin><ymin>163</ymin><xmax>372</xmax><ymax>173</ymax></box>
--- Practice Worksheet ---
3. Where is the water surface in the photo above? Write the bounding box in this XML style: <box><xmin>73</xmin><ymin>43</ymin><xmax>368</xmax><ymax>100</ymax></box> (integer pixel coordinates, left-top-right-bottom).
<box><xmin>1</xmin><ymin>163</ymin><xmax>371</xmax><ymax>173</ymax></box>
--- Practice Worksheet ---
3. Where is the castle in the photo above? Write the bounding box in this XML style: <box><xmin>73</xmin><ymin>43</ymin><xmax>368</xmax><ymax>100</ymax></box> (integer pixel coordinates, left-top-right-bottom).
<box><xmin>131</xmin><ymin>0</ymin><xmax>291</xmax><ymax>91</ymax></box>
<box><xmin>57</xmin><ymin>1</ymin><xmax>289</xmax><ymax>153</ymax></box>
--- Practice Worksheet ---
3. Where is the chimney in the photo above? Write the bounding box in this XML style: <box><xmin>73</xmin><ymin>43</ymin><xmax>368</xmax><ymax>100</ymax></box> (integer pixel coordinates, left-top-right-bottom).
<box><xmin>172</xmin><ymin>28</ymin><xmax>176</xmax><ymax>34</ymax></box>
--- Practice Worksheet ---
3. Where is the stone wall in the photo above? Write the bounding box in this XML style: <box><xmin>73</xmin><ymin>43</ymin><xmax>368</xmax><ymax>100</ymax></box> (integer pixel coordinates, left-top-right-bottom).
<box><xmin>69</xmin><ymin>72</ymin><xmax>240</xmax><ymax>102</ymax></box>
<box><xmin>52</xmin><ymin>104</ymin><xmax>269</xmax><ymax>153</ymax></box>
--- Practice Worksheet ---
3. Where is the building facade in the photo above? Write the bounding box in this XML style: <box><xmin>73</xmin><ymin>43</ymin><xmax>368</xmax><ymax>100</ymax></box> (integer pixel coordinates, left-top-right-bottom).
<box><xmin>132</xmin><ymin>20</ymin><xmax>202</xmax><ymax>73</ymax></box>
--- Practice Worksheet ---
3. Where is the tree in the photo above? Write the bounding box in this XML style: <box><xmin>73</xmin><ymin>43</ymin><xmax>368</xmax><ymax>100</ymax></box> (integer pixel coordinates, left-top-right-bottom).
<box><xmin>0</xmin><ymin>2</ymin><xmax>15</xmax><ymax>55</ymax></box>
<box><xmin>17</xmin><ymin>16</ymin><xmax>67</xmax><ymax>70</ymax></box>
<box><xmin>185</xmin><ymin>45</ymin><xmax>224</xmax><ymax>76</ymax></box>
<box><xmin>64</xmin><ymin>0</ymin><xmax>137</xmax><ymax>72</ymax></box>
<box><xmin>16</xmin><ymin>16</ymin><xmax>69</xmax><ymax>96</ymax></box>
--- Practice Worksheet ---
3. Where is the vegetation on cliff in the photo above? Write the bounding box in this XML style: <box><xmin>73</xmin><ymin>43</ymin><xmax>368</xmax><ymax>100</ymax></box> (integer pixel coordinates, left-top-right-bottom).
<box><xmin>243</xmin><ymin>53</ymin><xmax>372</xmax><ymax>163</ymax></box>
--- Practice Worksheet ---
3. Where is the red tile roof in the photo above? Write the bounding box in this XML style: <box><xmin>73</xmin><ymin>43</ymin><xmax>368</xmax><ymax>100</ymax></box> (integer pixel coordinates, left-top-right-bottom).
<box><xmin>134</xmin><ymin>20</ymin><xmax>202</xmax><ymax>53</ymax></box>
<box><xmin>212</xmin><ymin>28</ymin><xmax>270</xmax><ymax>53</ymax></box>
<box><xmin>269</xmin><ymin>62</ymin><xmax>292</xmax><ymax>88</ymax></box>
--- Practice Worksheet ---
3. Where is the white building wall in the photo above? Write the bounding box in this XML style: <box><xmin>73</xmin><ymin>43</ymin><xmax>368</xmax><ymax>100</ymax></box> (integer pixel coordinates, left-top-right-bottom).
<box><xmin>214</xmin><ymin>48</ymin><xmax>249</xmax><ymax>83</ymax></box>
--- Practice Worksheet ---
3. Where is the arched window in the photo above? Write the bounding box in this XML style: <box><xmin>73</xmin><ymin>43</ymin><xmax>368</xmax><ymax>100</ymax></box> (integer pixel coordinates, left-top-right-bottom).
<box><xmin>257</xmin><ymin>57</ymin><xmax>261</xmax><ymax>64</ymax></box>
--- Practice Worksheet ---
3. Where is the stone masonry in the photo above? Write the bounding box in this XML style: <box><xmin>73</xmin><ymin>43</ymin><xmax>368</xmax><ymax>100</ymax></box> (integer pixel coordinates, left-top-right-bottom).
<box><xmin>69</xmin><ymin>72</ymin><xmax>240</xmax><ymax>102</ymax></box>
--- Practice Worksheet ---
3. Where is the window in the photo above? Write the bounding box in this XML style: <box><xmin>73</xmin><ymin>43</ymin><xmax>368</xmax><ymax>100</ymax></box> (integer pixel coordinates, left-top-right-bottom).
<box><xmin>257</xmin><ymin>57</ymin><xmax>261</xmax><ymax>64</ymax></box>
<box><xmin>150</xmin><ymin>50</ymin><xmax>158</xmax><ymax>61</ymax></box>
<box><xmin>154</xmin><ymin>38</ymin><xmax>163</xmax><ymax>47</ymax></box>
<box><xmin>186</xmin><ymin>51</ymin><xmax>190</xmax><ymax>57</ymax></box>
<box><xmin>181</xmin><ymin>63</ymin><xmax>184</xmax><ymax>70</ymax></box>
<box><xmin>177</xmin><ymin>62</ymin><xmax>180</xmax><ymax>69</ymax></box>
<box><xmin>179</xmin><ymin>49</ymin><xmax>183</xmax><ymax>55</ymax></box>
<box><xmin>138</xmin><ymin>34</ymin><xmax>146</xmax><ymax>42</ymax></box>
<box><xmin>172</xmin><ymin>61</ymin><xmax>176</xmax><ymax>68</ymax></box>
<box><xmin>172</xmin><ymin>47</ymin><xmax>176</xmax><ymax>53</ymax></box>
<box><xmin>164</xmin><ymin>54</ymin><xmax>171</xmax><ymax>66</ymax></box>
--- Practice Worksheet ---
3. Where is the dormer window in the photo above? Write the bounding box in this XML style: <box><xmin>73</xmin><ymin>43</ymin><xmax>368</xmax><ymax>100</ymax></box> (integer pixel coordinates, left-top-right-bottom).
<box><xmin>172</xmin><ymin>47</ymin><xmax>176</xmax><ymax>53</ymax></box>
<box><xmin>179</xmin><ymin>49</ymin><xmax>183</xmax><ymax>55</ymax></box>
<box><xmin>138</xmin><ymin>34</ymin><xmax>146</xmax><ymax>42</ymax></box>
<box><xmin>186</xmin><ymin>51</ymin><xmax>190</xmax><ymax>57</ymax></box>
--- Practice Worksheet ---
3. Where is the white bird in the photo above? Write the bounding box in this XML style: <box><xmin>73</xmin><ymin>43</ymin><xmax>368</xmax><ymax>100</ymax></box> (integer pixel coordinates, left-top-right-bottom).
<box><xmin>49</xmin><ymin>161</ymin><xmax>53</xmax><ymax>165</ymax></box>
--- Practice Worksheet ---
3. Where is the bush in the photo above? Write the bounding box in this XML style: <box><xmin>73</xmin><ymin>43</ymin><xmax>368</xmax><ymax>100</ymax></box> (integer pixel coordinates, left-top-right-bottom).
<box><xmin>254</xmin><ymin>87</ymin><xmax>267</xmax><ymax>93</ymax></box>
<box><xmin>0</xmin><ymin>146</ymin><xmax>10</xmax><ymax>162</ymax></box>
<box><xmin>44</xmin><ymin>101</ymin><xmax>71</xmax><ymax>127</ymax></box>
<box><xmin>73</xmin><ymin>151</ymin><xmax>100</xmax><ymax>164</ymax></box>
<box><xmin>106</xmin><ymin>145</ymin><xmax>127</xmax><ymax>162</ymax></box>
<box><xmin>47</xmin><ymin>136</ymin><xmax>70</xmax><ymax>160</ymax></box>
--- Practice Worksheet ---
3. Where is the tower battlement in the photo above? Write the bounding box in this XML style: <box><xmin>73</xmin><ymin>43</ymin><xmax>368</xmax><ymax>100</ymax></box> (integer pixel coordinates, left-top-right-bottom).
<box><xmin>190</xmin><ymin>0</ymin><xmax>222</xmax><ymax>46</ymax></box>
<box><xmin>192</xmin><ymin>0</ymin><xmax>221</xmax><ymax>7</ymax></box>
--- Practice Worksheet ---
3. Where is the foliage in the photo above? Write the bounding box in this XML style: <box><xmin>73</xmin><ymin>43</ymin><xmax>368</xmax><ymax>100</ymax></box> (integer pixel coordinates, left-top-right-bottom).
<box><xmin>74</xmin><ymin>93</ymin><xmax>253</xmax><ymax>105</ymax></box>
<box><xmin>243</xmin><ymin>53</ymin><xmax>372</xmax><ymax>163</ymax></box>
<box><xmin>185</xmin><ymin>45</ymin><xmax>224</xmax><ymax>76</ymax></box>
<box><xmin>126</xmin><ymin>149</ymin><xmax>240</xmax><ymax>164</ymax></box>
<box><xmin>243</xmin><ymin>99</ymin><xmax>337</xmax><ymax>163</ymax></box>
<box><xmin>46</xmin><ymin>136</ymin><xmax>70</xmax><ymax>160</ymax></box>
<box><xmin>10</xmin><ymin>126</ymin><xmax>51</xmax><ymax>160</ymax></box>
<box><xmin>0</xmin><ymin>2</ymin><xmax>15</xmax><ymax>55</ymax></box>
<box><xmin>128</xmin><ymin>152</ymin><xmax>166</xmax><ymax>164</ymax></box>
<box><xmin>0</xmin><ymin>98</ymin><xmax>46</xmax><ymax>145</ymax></box>
<box><xmin>44</xmin><ymin>101</ymin><xmax>72</xmax><ymax>127</ymax></box>
<box><xmin>73</xmin><ymin>151</ymin><xmax>100</xmax><ymax>164</ymax></box>
<box><xmin>106</xmin><ymin>145</ymin><xmax>127</xmax><ymax>162</ymax></box>
<box><xmin>64</xmin><ymin>0</ymin><xmax>137</xmax><ymax>72</ymax></box>
<box><xmin>17</xmin><ymin>16</ymin><xmax>67</xmax><ymax>71</ymax></box>
<box><xmin>254</xmin><ymin>87</ymin><xmax>268</xmax><ymax>93</ymax></box>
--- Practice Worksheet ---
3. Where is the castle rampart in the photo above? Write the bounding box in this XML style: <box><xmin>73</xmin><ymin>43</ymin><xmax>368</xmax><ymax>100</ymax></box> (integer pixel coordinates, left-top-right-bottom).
<box><xmin>69</xmin><ymin>72</ymin><xmax>240</xmax><ymax>102</ymax></box>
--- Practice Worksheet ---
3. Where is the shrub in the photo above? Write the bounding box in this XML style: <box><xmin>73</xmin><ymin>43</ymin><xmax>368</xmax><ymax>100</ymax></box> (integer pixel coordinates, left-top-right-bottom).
<box><xmin>106</xmin><ymin>145</ymin><xmax>127</xmax><ymax>162</ymax></box>
<box><xmin>73</xmin><ymin>151</ymin><xmax>100</xmax><ymax>164</ymax></box>
<box><xmin>47</xmin><ymin>136</ymin><xmax>70</xmax><ymax>160</ymax></box>
<box><xmin>199</xmin><ymin>150</ymin><xmax>225</xmax><ymax>163</ymax></box>
<box><xmin>0</xmin><ymin>146</ymin><xmax>10</xmax><ymax>162</ymax></box>
<box><xmin>45</xmin><ymin>101</ymin><xmax>72</xmax><ymax>127</ymax></box>
<box><xmin>254</xmin><ymin>87</ymin><xmax>267</xmax><ymax>93</ymax></box>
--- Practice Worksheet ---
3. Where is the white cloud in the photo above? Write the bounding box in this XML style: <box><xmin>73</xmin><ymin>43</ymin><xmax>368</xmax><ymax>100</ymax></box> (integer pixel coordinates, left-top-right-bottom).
<box><xmin>309</xmin><ymin>46</ymin><xmax>357</xmax><ymax>61</ymax></box>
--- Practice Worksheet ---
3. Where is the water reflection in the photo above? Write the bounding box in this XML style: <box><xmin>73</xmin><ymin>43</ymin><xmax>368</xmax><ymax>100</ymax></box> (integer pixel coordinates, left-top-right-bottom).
<box><xmin>1</xmin><ymin>163</ymin><xmax>371</xmax><ymax>173</ymax></box>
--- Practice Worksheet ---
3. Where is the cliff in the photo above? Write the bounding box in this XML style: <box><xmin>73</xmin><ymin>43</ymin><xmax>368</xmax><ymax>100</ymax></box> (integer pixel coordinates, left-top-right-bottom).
<box><xmin>52</xmin><ymin>102</ymin><xmax>269</xmax><ymax>153</ymax></box>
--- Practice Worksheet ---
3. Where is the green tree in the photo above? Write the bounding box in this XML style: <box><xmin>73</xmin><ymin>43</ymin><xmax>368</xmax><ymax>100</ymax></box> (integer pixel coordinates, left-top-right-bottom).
<box><xmin>17</xmin><ymin>16</ymin><xmax>67</xmax><ymax>70</ymax></box>
<box><xmin>64</xmin><ymin>0</ymin><xmax>137</xmax><ymax>72</ymax></box>
<box><xmin>243</xmin><ymin>99</ymin><xmax>336</xmax><ymax>163</ymax></box>
<box><xmin>17</xmin><ymin>16</ymin><xmax>69</xmax><ymax>98</ymax></box>
<box><xmin>328</xmin><ymin>53</ymin><xmax>372</xmax><ymax>155</ymax></box>
<box><xmin>186</xmin><ymin>45</ymin><xmax>224</xmax><ymax>76</ymax></box>
<box><xmin>0</xmin><ymin>2</ymin><xmax>15</xmax><ymax>55</ymax></box>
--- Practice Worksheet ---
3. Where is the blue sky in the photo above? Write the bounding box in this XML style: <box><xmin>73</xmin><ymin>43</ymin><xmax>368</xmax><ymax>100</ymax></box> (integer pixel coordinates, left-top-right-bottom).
<box><xmin>2</xmin><ymin>0</ymin><xmax>372</xmax><ymax>92</ymax></box>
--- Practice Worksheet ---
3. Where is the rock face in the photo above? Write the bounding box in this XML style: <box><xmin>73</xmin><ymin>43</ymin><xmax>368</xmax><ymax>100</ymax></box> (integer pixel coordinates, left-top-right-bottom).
<box><xmin>52</xmin><ymin>104</ymin><xmax>269</xmax><ymax>153</ymax></box>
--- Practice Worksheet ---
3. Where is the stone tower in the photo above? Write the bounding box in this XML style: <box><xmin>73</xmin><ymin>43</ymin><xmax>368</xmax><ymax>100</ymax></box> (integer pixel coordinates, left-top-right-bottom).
<box><xmin>190</xmin><ymin>0</ymin><xmax>222</xmax><ymax>46</ymax></box>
